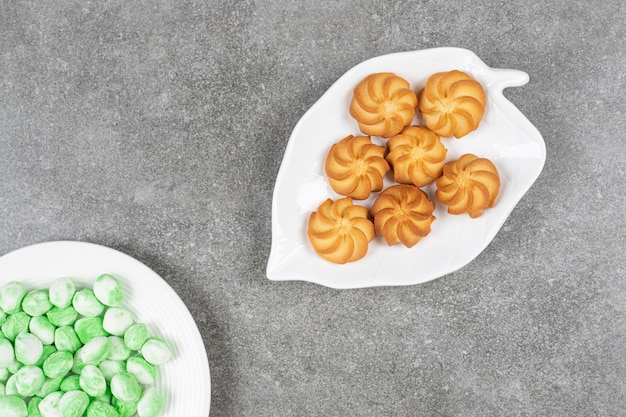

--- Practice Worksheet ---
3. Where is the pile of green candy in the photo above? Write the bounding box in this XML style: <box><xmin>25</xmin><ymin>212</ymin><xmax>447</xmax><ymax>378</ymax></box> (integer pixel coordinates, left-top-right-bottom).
<box><xmin>0</xmin><ymin>274</ymin><xmax>172</xmax><ymax>417</ymax></box>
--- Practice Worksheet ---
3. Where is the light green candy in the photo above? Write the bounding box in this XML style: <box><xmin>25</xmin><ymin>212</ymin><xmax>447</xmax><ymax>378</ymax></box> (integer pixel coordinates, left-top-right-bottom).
<box><xmin>0</xmin><ymin>282</ymin><xmax>27</xmax><ymax>314</ymax></box>
<box><xmin>46</xmin><ymin>307</ymin><xmax>78</xmax><ymax>327</ymax></box>
<box><xmin>72</xmin><ymin>290</ymin><xmax>104</xmax><ymax>317</ymax></box>
<box><xmin>93</xmin><ymin>275</ymin><xmax>123</xmax><ymax>307</ymax></box>
<box><xmin>102</xmin><ymin>308</ymin><xmax>133</xmax><ymax>337</ymax></box>
<box><xmin>58</xmin><ymin>390</ymin><xmax>89</xmax><ymax>417</ymax></box>
<box><xmin>36</xmin><ymin>377</ymin><xmax>63</xmax><ymax>397</ymax></box>
<box><xmin>14</xmin><ymin>365</ymin><xmax>45</xmax><ymax>396</ymax></box>
<box><xmin>110</xmin><ymin>372</ymin><xmax>141</xmax><ymax>402</ymax></box>
<box><xmin>28</xmin><ymin>396</ymin><xmax>43</xmax><ymax>417</ymax></box>
<box><xmin>21</xmin><ymin>291</ymin><xmax>53</xmax><ymax>317</ymax></box>
<box><xmin>141</xmin><ymin>338</ymin><xmax>171</xmax><ymax>365</ymax></box>
<box><xmin>106</xmin><ymin>337</ymin><xmax>130</xmax><ymax>362</ymax></box>
<box><xmin>0</xmin><ymin>367</ymin><xmax>9</xmax><ymax>381</ymax></box>
<box><xmin>35</xmin><ymin>345</ymin><xmax>58</xmax><ymax>368</ymax></box>
<box><xmin>5</xmin><ymin>373</ymin><xmax>17</xmax><ymax>395</ymax></box>
<box><xmin>54</xmin><ymin>327</ymin><xmax>81</xmax><ymax>353</ymax></box>
<box><xmin>2</xmin><ymin>312</ymin><xmax>31</xmax><ymax>341</ymax></box>
<box><xmin>79</xmin><ymin>364</ymin><xmax>107</xmax><ymax>397</ymax></box>
<box><xmin>85</xmin><ymin>400</ymin><xmax>120</xmax><ymax>417</ymax></box>
<box><xmin>29</xmin><ymin>316</ymin><xmax>56</xmax><ymax>345</ymax></box>
<box><xmin>0</xmin><ymin>308</ymin><xmax>5</xmax><ymax>326</ymax></box>
<box><xmin>126</xmin><ymin>357</ymin><xmax>156</xmax><ymax>385</ymax></box>
<box><xmin>98</xmin><ymin>360</ymin><xmax>126</xmax><ymax>381</ymax></box>
<box><xmin>7</xmin><ymin>359</ymin><xmax>23</xmax><ymax>374</ymax></box>
<box><xmin>59</xmin><ymin>374</ymin><xmax>81</xmax><ymax>392</ymax></box>
<box><xmin>74</xmin><ymin>317</ymin><xmax>108</xmax><ymax>344</ymax></box>
<box><xmin>0</xmin><ymin>381</ymin><xmax>4</xmax><ymax>395</ymax></box>
<box><xmin>14</xmin><ymin>332</ymin><xmax>44</xmax><ymax>365</ymax></box>
<box><xmin>49</xmin><ymin>278</ymin><xmax>76</xmax><ymax>309</ymax></box>
<box><xmin>112</xmin><ymin>398</ymin><xmax>136</xmax><ymax>417</ymax></box>
<box><xmin>136</xmin><ymin>387</ymin><xmax>164</xmax><ymax>417</ymax></box>
<box><xmin>0</xmin><ymin>394</ymin><xmax>27</xmax><ymax>417</ymax></box>
<box><xmin>43</xmin><ymin>350</ymin><xmax>73</xmax><ymax>378</ymax></box>
<box><xmin>0</xmin><ymin>337</ymin><xmax>15</xmax><ymax>368</ymax></box>
<box><xmin>80</xmin><ymin>336</ymin><xmax>110</xmax><ymax>365</ymax></box>
<box><xmin>38</xmin><ymin>391</ymin><xmax>63</xmax><ymax>417</ymax></box>
<box><xmin>71</xmin><ymin>349</ymin><xmax>87</xmax><ymax>375</ymax></box>
<box><xmin>123</xmin><ymin>324</ymin><xmax>148</xmax><ymax>351</ymax></box>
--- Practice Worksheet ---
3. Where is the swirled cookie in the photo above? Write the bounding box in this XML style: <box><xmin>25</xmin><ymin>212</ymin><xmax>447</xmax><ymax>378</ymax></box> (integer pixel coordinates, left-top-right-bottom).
<box><xmin>370</xmin><ymin>185</ymin><xmax>436</xmax><ymax>248</ymax></box>
<box><xmin>386</xmin><ymin>126</ymin><xmax>447</xmax><ymax>188</ymax></box>
<box><xmin>418</xmin><ymin>70</ymin><xmax>486</xmax><ymax>138</ymax></box>
<box><xmin>308</xmin><ymin>198</ymin><xmax>375</xmax><ymax>264</ymax></box>
<box><xmin>325</xmin><ymin>135</ymin><xmax>390</xmax><ymax>200</ymax></box>
<box><xmin>435</xmin><ymin>154</ymin><xmax>500</xmax><ymax>218</ymax></box>
<box><xmin>349</xmin><ymin>73</ymin><xmax>418</xmax><ymax>138</ymax></box>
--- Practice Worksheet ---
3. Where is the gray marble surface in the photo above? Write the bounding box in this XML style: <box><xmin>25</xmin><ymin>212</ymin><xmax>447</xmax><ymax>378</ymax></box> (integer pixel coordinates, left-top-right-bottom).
<box><xmin>1</xmin><ymin>0</ymin><xmax>625</xmax><ymax>416</ymax></box>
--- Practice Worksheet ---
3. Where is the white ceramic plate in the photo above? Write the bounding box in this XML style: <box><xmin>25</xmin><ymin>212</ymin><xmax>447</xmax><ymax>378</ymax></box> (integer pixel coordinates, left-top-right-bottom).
<box><xmin>267</xmin><ymin>47</ymin><xmax>546</xmax><ymax>289</ymax></box>
<box><xmin>0</xmin><ymin>241</ymin><xmax>211</xmax><ymax>416</ymax></box>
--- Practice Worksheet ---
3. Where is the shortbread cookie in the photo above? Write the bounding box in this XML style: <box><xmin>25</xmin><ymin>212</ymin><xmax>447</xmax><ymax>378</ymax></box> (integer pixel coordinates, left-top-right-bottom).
<box><xmin>349</xmin><ymin>73</ymin><xmax>418</xmax><ymax>138</ymax></box>
<box><xmin>325</xmin><ymin>135</ymin><xmax>390</xmax><ymax>200</ymax></box>
<box><xmin>370</xmin><ymin>184</ymin><xmax>436</xmax><ymax>248</ymax></box>
<box><xmin>386</xmin><ymin>126</ymin><xmax>447</xmax><ymax>187</ymax></box>
<box><xmin>418</xmin><ymin>70</ymin><xmax>486</xmax><ymax>138</ymax></box>
<box><xmin>308</xmin><ymin>198</ymin><xmax>375</xmax><ymax>264</ymax></box>
<box><xmin>435</xmin><ymin>153</ymin><xmax>500</xmax><ymax>218</ymax></box>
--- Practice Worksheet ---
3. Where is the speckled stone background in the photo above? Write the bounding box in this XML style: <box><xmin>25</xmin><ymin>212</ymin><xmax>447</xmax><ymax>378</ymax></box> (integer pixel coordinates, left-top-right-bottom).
<box><xmin>1</xmin><ymin>0</ymin><xmax>624</xmax><ymax>416</ymax></box>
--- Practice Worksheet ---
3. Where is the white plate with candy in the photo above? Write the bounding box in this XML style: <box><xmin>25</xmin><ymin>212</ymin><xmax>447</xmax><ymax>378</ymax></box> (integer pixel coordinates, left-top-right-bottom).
<box><xmin>0</xmin><ymin>240</ymin><xmax>211</xmax><ymax>416</ymax></box>
<box><xmin>266</xmin><ymin>47</ymin><xmax>546</xmax><ymax>289</ymax></box>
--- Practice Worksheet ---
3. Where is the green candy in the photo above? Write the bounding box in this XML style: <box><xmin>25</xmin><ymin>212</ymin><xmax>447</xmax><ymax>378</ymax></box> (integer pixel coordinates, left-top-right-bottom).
<box><xmin>123</xmin><ymin>324</ymin><xmax>148</xmax><ymax>351</ymax></box>
<box><xmin>49</xmin><ymin>278</ymin><xmax>76</xmax><ymax>309</ymax></box>
<box><xmin>46</xmin><ymin>307</ymin><xmax>78</xmax><ymax>327</ymax></box>
<box><xmin>98</xmin><ymin>360</ymin><xmax>126</xmax><ymax>382</ymax></box>
<box><xmin>58</xmin><ymin>390</ymin><xmax>89</xmax><ymax>417</ymax></box>
<box><xmin>112</xmin><ymin>398</ymin><xmax>136</xmax><ymax>417</ymax></box>
<box><xmin>14</xmin><ymin>332</ymin><xmax>44</xmax><ymax>365</ymax></box>
<box><xmin>59</xmin><ymin>374</ymin><xmax>81</xmax><ymax>392</ymax></box>
<box><xmin>2</xmin><ymin>312</ymin><xmax>31</xmax><ymax>341</ymax></box>
<box><xmin>79</xmin><ymin>364</ymin><xmax>107</xmax><ymax>397</ymax></box>
<box><xmin>136</xmin><ymin>387</ymin><xmax>164</xmax><ymax>417</ymax></box>
<box><xmin>43</xmin><ymin>351</ymin><xmax>73</xmax><ymax>378</ymax></box>
<box><xmin>36</xmin><ymin>376</ymin><xmax>63</xmax><ymax>397</ymax></box>
<box><xmin>71</xmin><ymin>349</ymin><xmax>86</xmax><ymax>374</ymax></box>
<box><xmin>72</xmin><ymin>290</ymin><xmax>104</xmax><ymax>317</ymax></box>
<box><xmin>29</xmin><ymin>316</ymin><xmax>56</xmax><ymax>345</ymax></box>
<box><xmin>110</xmin><ymin>372</ymin><xmax>141</xmax><ymax>402</ymax></box>
<box><xmin>106</xmin><ymin>337</ymin><xmax>130</xmax><ymax>362</ymax></box>
<box><xmin>54</xmin><ymin>327</ymin><xmax>81</xmax><ymax>353</ymax></box>
<box><xmin>93</xmin><ymin>275</ymin><xmax>123</xmax><ymax>307</ymax></box>
<box><xmin>86</xmin><ymin>400</ymin><xmax>120</xmax><ymax>417</ymax></box>
<box><xmin>141</xmin><ymin>338</ymin><xmax>171</xmax><ymax>365</ymax></box>
<box><xmin>0</xmin><ymin>367</ymin><xmax>9</xmax><ymax>381</ymax></box>
<box><xmin>21</xmin><ymin>291</ymin><xmax>53</xmax><ymax>317</ymax></box>
<box><xmin>0</xmin><ymin>394</ymin><xmax>27</xmax><ymax>417</ymax></box>
<box><xmin>27</xmin><ymin>396</ymin><xmax>43</xmax><ymax>417</ymax></box>
<box><xmin>102</xmin><ymin>308</ymin><xmax>133</xmax><ymax>337</ymax></box>
<box><xmin>14</xmin><ymin>365</ymin><xmax>45</xmax><ymax>397</ymax></box>
<box><xmin>0</xmin><ymin>337</ymin><xmax>15</xmax><ymax>368</ymax></box>
<box><xmin>0</xmin><ymin>282</ymin><xmax>27</xmax><ymax>314</ymax></box>
<box><xmin>35</xmin><ymin>345</ymin><xmax>57</xmax><ymax>368</ymax></box>
<box><xmin>5</xmin><ymin>373</ymin><xmax>17</xmax><ymax>395</ymax></box>
<box><xmin>126</xmin><ymin>356</ymin><xmax>156</xmax><ymax>386</ymax></box>
<box><xmin>80</xmin><ymin>336</ymin><xmax>110</xmax><ymax>365</ymax></box>
<box><xmin>74</xmin><ymin>317</ymin><xmax>108</xmax><ymax>344</ymax></box>
<box><xmin>7</xmin><ymin>359</ymin><xmax>23</xmax><ymax>374</ymax></box>
<box><xmin>38</xmin><ymin>391</ymin><xmax>63</xmax><ymax>417</ymax></box>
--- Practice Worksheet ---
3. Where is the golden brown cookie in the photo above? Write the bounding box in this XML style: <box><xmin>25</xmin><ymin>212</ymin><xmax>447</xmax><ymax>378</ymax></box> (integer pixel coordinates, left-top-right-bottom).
<box><xmin>418</xmin><ymin>70</ymin><xmax>487</xmax><ymax>138</ymax></box>
<box><xmin>308</xmin><ymin>198</ymin><xmax>375</xmax><ymax>264</ymax></box>
<box><xmin>349</xmin><ymin>73</ymin><xmax>418</xmax><ymax>138</ymax></box>
<box><xmin>435</xmin><ymin>154</ymin><xmax>500</xmax><ymax>218</ymax></box>
<box><xmin>386</xmin><ymin>126</ymin><xmax>447</xmax><ymax>188</ymax></box>
<box><xmin>370</xmin><ymin>184</ymin><xmax>436</xmax><ymax>248</ymax></box>
<box><xmin>325</xmin><ymin>135</ymin><xmax>390</xmax><ymax>200</ymax></box>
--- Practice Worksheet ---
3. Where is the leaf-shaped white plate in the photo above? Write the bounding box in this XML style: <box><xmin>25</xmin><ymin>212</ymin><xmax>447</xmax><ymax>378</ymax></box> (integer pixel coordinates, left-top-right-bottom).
<box><xmin>0</xmin><ymin>241</ymin><xmax>211</xmax><ymax>415</ymax></box>
<box><xmin>267</xmin><ymin>47</ymin><xmax>545</xmax><ymax>289</ymax></box>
